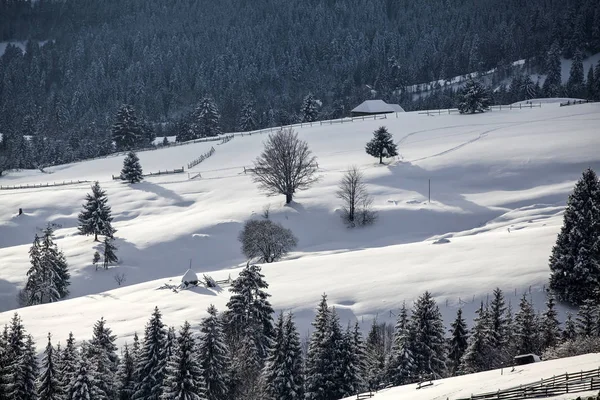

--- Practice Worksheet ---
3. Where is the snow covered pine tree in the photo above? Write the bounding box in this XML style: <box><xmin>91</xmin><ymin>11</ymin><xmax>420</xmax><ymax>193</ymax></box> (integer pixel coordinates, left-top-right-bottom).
<box><xmin>78</xmin><ymin>181</ymin><xmax>116</xmax><ymax>241</ymax></box>
<box><xmin>121</xmin><ymin>151</ymin><xmax>144</xmax><ymax>183</ymax></box>
<box><xmin>365</xmin><ymin>126</ymin><xmax>398</xmax><ymax>164</ymax></box>
<box><xmin>457</xmin><ymin>79</ymin><xmax>491</xmax><ymax>114</ymax></box>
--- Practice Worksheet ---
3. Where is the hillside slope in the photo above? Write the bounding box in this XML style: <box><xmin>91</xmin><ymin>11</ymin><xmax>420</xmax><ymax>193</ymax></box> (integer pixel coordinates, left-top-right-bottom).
<box><xmin>0</xmin><ymin>103</ymin><xmax>599</xmax><ymax>350</ymax></box>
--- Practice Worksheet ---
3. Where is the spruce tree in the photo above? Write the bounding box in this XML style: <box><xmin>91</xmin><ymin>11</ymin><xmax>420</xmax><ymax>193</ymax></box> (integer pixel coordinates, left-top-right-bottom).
<box><xmin>164</xmin><ymin>326</ymin><xmax>176</xmax><ymax>362</ymax></box>
<box><xmin>69</xmin><ymin>361</ymin><xmax>94</xmax><ymax>400</ymax></box>
<box><xmin>540</xmin><ymin>295</ymin><xmax>561</xmax><ymax>350</ymax></box>
<box><xmin>103</xmin><ymin>237</ymin><xmax>119</xmax><ymax>269</ymax></box>
<box><xmin>488</xmin><ymin>288</ymin><xmax>510</xmax><ymax>366</ymax></box>
<box><xmin>161</xmin><ymin>321</ymin><xmax>206</xmax><ymax>400</ymax></box>
<box><xmin>0</xmin><ymin>325</ymin><xmax>8</xmax><ymax>399</ymax></box>
<box><xmin>388</xmin><ymin>302</ymin><xmax>415</xmax><ymax>385</ymax></box>
<box><xmin>305</xmin><ymin>294</ymin><xmax>333</xmax><ymax>400</ymax></box>
<box><xmin>364</xmin><ymin>320</ymin><xmax>385</xmax><ymax>390</ymax></box>
<box><xmin>410</xmin><ymin>291</ymin><xmax>446</xmax><ymax>378</ymax></box>
<box><xmin>133</xmin><ymin>307</ymin><xmax>168</xmax><ymax>400</ymax></box>
<box><xmin>89</xmin><ymin>317</ymin><xmax>119</xmax><ymax>399</ymax></box>
<box><xmin>78</xmin><ymin>181</ymin><xmax>115</xmax><ymax>241</ymax></box>
<box><xmin>567</xmin><ymin>49</ymin><xmax>584</xmax><ymax>97</ymax></box>
<box><xmin>325</xmin><ymin>308</ymin><xmax>346</xmax><ymax>399</ymax></box>
<box><xmin>7</xmin><ymin>334</ymin><xmax>38</xmax><ymax>400</ymax></box>
<box><xmin>300</xmin><ymin>93</ymin><xmax>319</xmax><ymax>122</ymax></box>
<box><xmin>41</xmin><ymin>225</ymin><xmax>70</xmax><ymax>302</ymax></box>
<box><xmin>562</xmin><ymin>312</ymin><xmax>577</xmax><ymax>341</ymax></box>
<box><xmin>460</xmin><ymin>303</ymin><xmax>493</xmax><ymax>374</ymax></box>
<box><xmin>586</xmin><ymin>66</ymin><xmax>595</xmax><ymax>100</ymax></box>
<box><xmin>239</xmin><ymin>101</ymin><xmax>257</xmax><ymax>132</ymax></box>
<box><xmin>457</xmin><ymin>79</ymin><xmax>491</xmax><ymax>114</ymax></box>
<box><xmin>60</xmin><ymin>332</ymin><xmax>79</xmax><ymax>394</ymax></box>
<box><xmin>263</xmin><ymin>312</ymin><xmax>304</xmax><ymax>400</ymax></box>
<box><xmin>576</xmin><ymin>298</ymin><xmax>598</xmax><ymax>337</ymax></box>
<box><xmin>224</xmin><ymin>263</ymin><xmax>274</xmax><ymax>360</ymax></box>
<box><xmin>198</xmin><ymin>305</ymin><xmax>229</xmax><ymax>400</ymax></box>
<box><xmin>38</xmin><ymin>333</ymin><xmax>62</xmax><ymax>400</ymax></box>
<box><xmin>193</xmin><ymin>98</ymin><xmax>221</xmax><ymax>138</ymax></box>
<box><xmin>116</xmin><ymin>344</ymin><xmax>136</xmax><ymax>400</ymax></box>
<box><xmin>24</xmin><ymin>234</ymin><xmax>44</xmax><ymax>306</ymax></box>
<box><xmin>549</xmin><ymin>168</ymin><xmax>600</xmax><ymax>305</ymax></box>
<box><xmin>365</xmin><ymin>126</ymin><xmax>398</xmax><ymax>164</ymax></box>
<box><xmin>339</xmin><ymin>322</ymin><xmax>364</xmax><ymax>397</ymax></box>
<box><xmin>121</xmin><ymin>151</ymin><xmax>144</xmax><ymax>183</ymax></box>
<box><xmin>112</xmin><ymin>104</ymin><xmax>143</xmax><ymax>151</ymax></box>
<box><xmin>514</xmin><ymin>294</ymin><xmax>538</xmax><ymax>355</ymax></box>
<box><xmin>229</xmin><ymin>324</ymin><xmax>262</xmax><ymax>399</ymax></box>
<box><xmin>543</xmin><ymin>42</ymin><xmax>563</xmax><ymax>97</ymax></box>
<box><xmin>595</xmin><ymin>61</ymin><xmax>600</xmax><ymax>100</ymax></box>
<box><xmin>448</xmin><ymin>308</ymin><xmax>468</xmax><ymax>375</ymax></box>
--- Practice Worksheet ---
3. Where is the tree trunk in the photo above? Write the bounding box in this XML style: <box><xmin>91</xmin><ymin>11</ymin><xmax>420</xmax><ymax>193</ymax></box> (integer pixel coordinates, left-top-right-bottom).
<box><xmin>285</xmin><ymin>192</ymin><xmax>293</xmax><ymax>204</ymax></box>
<box><xmin>379</xmin><ymin>154</ymin><xmax>383</xmax><ymax>164</ymax></box>
<box><xmin>94</xmin><ymin>232</ymin><xmax>98</xmax><ymax>242</ymax></box>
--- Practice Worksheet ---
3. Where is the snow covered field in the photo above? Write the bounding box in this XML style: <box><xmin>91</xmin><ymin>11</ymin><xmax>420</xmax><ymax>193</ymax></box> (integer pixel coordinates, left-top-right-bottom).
<box><xmin>343</xmin><ymin>353</ymin><xmax>600</xmax><ymax>400</ymax></box>
<box><xmin>0</xmin><ymin>102</ymin><xmax>599</xmax><ymax>354</ymax></box>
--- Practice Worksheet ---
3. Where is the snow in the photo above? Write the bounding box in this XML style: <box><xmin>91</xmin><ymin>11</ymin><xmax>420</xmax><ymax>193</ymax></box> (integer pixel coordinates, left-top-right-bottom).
<box><xmin>181</xmin><ymin>268</ymin><xmax>198</xmax><ymax>283</ymax></box>
<box><xmin>343</xmin><ymin>353</ymin><xmax>600</xmax><ymax>400</ymax></box>
<box><xmin>0</xmin><ymin>102</ymin><xmax>599</xmax><ymax>353</ymax></box>
<box><xmin>352</xmin><ymin>100</ymin><xmax>403</xmax><ymax>114</ymax></box>
<box><xmin>0</xmin><ymin>40</ymin><xmax>49</xmax><ymax>56</ymax></box>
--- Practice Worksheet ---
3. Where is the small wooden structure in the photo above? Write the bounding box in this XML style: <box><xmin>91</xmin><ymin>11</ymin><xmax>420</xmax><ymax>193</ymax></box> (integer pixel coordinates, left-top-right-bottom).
<box><xmin>351</xmin><ymin>100</ymin><xmax>405</xmax><ymax>117</ymax></box>
<box><xmin>514</xmin><ymin>354</ymin><xmax>541</xmax><ymax>366</ymax></box>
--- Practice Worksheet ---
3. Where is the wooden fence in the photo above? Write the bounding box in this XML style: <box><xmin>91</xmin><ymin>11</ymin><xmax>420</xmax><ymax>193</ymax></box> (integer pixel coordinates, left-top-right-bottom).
<box><xmin>0</xmin><ymin>180</ymin><xmax>90</xmax><ymax>190</ymax></box>
<box><xmin>187</xmin><ymin>146</ymin><xmax>215</xmax><ymax>170</ymax></box>
<box><xmin>560</xmin><ymin>99</ymin><xmax>595</xmax><ymax>107</ymax></box>
<box><xmin>418</xmin><ymin>103</ymin><xmax>542</xmax><ymax>116</ymax></box>
<box><xmin>112</xmin><ymin>168</ymin><xmax>184</xmax><ymax>180</ymax></box>
<box><xmin>456</xmin><ymin>367</ymin><xmax>600</xmax><ymax>400</ymax></box>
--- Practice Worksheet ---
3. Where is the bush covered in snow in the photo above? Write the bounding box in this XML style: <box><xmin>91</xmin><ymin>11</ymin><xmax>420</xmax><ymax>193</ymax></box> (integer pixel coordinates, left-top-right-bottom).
<box><xmin>543</xmin><ymin>336</ymin><xmax>600</xmax><ymax>360</ymax></box>
<box><xmin>238</xmin><ymin>219</ymin><xmax>297</xmax><ymax>263</ymax></box>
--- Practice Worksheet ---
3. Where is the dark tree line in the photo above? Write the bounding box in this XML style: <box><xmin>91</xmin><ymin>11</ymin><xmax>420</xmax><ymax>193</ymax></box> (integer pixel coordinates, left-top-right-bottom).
<box><xmin>0</xmin><ymin>0</ymin><xmax>598</xmax><ymax>174</ymax></box>
<box><xmin>4</xmin><ymin>265</ymin><xmax>597</xmax><ymax>400</ymax></box>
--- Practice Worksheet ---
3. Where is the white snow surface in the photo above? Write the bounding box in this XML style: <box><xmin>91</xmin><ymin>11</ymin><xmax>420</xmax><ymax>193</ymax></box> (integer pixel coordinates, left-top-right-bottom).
<box><xmin>0</xmin><ymin>102</ymin><xmax>599</xmax><ymax>352</ymax></box>
<box><xmin>343</xmin><ymin>353</ymin><xmax>600</xmax><ymax>400</ymax></box>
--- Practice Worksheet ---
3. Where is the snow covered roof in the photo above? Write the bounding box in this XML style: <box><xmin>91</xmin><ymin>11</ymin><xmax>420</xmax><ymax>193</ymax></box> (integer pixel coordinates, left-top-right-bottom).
<box><xmin>181</xmin><ymin>268</ymin><xmax>198</xmax><ymax>283</ymax></box>
<box><xmin>351</xmin><ymin>100</ymin><xmax>404</xmax><ymax>114</ymax></box>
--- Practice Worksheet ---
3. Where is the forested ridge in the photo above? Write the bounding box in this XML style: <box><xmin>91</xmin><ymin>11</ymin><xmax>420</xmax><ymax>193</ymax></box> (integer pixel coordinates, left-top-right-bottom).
<box><xmin>0</xmin><ymin>0</ymin><xmax>598</xmax><ymax>169</ymax></box>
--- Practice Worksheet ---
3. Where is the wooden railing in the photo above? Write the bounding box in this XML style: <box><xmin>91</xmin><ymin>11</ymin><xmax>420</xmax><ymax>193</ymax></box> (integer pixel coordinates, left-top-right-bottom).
<box><xmin>0</xmin><ymin>180</ymin><xmax>90</xmax><ymax>190</ymax></box>
<box><xmin>560</xmin><ymin>99</ymin><xmax>595</xmax><ymax>107</ymax></box>
<box><xmin>112</xmin><ymin>168</ymin><xmax>184</xmax><ymax>180</ymax></box>
<box><xmin>187</xmin><ymin>146</ymin><xmax>216</xmax><ymax>170</ymax></box>
<box><xmin>418</xmin><ymin>103</ymin><xmax>542</xmax><ymax>116</ymax></box>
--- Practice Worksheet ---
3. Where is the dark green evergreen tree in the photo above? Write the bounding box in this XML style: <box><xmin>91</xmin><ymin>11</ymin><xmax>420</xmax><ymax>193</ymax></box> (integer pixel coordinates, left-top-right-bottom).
<box><xmin>89</xmin><ymin>317</ymin><xmax>119</xmax><ymax>399</ymax></box>
<box><xmin>116</xmin><ymin>344</ymin><xmax>136</xmax><ymax>400</ymax></box>
<box><xmin>388</xmin><ymin>302</ymin><xmax>415</xmax><ymax>385</ymax></box>
<box><xmin>567</xmin><ymin>49</ymin><xmax>585</xmax><ymax>98</ymax></box>
<box><xmin>514</xmin><ymin>294</ymin><xmax>538</xmax><ymax>355</ymax></box>
<box><xmin>103</xmin><ymin>237</ymin><xmax>119</xmax><ymax>269</ymax></box>
<box><xmin>364</xmin><ymin>319</ymin><xmax>386</xmax><ymax>390</ymax></box>
<box><xmin>562</xmin><ymin>312</ymin><xmax>577</xmax><ymax>341</ymax></box>
<box><xmin>38</xmin><ymin>333</ymin><xmax>62</xmax><ymax>400</ymax></box>
<box><xmin>460</xmin><ymin>303</ymin><xmax>494</xmax><ymax>374</ymax></box>
<box><xmin>60</xmin><ymin>332</ymin><xmax>79</xmax><ymax>395</ymax></box>
<box><xmin>69</xmin><ymin>361</ymin><xmax>94</xmax><ymax>400</ymax></box>
<box><xmin>543</xmin><ymin>42</ymin><xmax>563</xmax><ymax>97</ymax></box>
<box><xmin>161</xmin><ymin>321</ymin><xmax>207</xmax><ymax>400</ymax></box>
<box><xmin>192</xmin><ymin>98</ymin><xmax>221</xmax><ymax>138</ymax></box>
<box><xmin>365</xmin><ymin>126</ymin><xmax>398</xmax><ymax>164</ymax></box>
<box><xmin>576</xmin><ymin>298</ymin><xmax>598</xmax><ymax>337</ymax></box>
<box><xmin>239</xmin><ymin>101</ymin><xmax>257</xmax><ymax>132</ymax></box>
<box><xmin>457</xmin><ymin>79</ymin><xmax>491</xmax><ymax>114</ymax></box>
<box><xmin>411</xmin><ymin>291</ymin><xmax>446</xmax><ymax>378</ymax></box>
<box><xmin>112</xmin><ymin>105</ymin><xmax>143</xmax><ymax>151</ymax></box>
<box><xmin>305</xmin><ymin>294</ymin><xmax>335</xmax><ymax>400</ymax></box>
<box><xmin>133</xmin><ymin>307</ymin><xmax>168</xmax><ymax>400</ymax></box>
<box><xmin>300</xmin><ymin>93</ymin><xmax>319</xmax><ymax>122</ymax></box>
<box><xmin>339</xmin><ymin>321</ymin><xmax>365</xmax><ymax>397</ymax></box>
<box><xmin>7</xmin><ymin>334</ymin><xmax>38</xmax><ymax>400</ymax></box>
<box><xmin>586</xmin><ymin>66</ymin><xmax>595</xmax><ymax>99</ymax></box>
<box><xmin>263</xmin><ymin>312</ymin><xmax>304</xmax><ymax>400</ymax></box>
<box><xmin>549</xmin><ymin>168</ymin><xmax>600</xmax><ymax>305</ymax></box>
<box><xmin>540</xmin><ymin>295</ymin><xmax>561</xmax><ymax>350</ymax></box>
<box><xmin>121</xmin><ymin>151</ymin><xmax>144</xmax><ymax>183</ymax></box>
<box><xmin>78</xmin><ymin>181</ymin><xmax>115</xmax><ymax>241</ymax></box>
<box><xmin>448</xmin><ymin>308</ymin><xmax>468</xmax><ymax>375</ymax></box>
<box><xmin>198</xmin><ymin>305</ymin><xmax>229</xmax><ymax>400</ymax></box>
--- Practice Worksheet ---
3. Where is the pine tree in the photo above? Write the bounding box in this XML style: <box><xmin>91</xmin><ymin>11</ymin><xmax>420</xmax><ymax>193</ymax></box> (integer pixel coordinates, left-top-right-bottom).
<box><xmin>93</xmin><ymin>251</ymin><xmax>101</xmax><ymax>271</ymax></box>
<box><xmin>239</xmin><ymin>101</ymin><xmax>257</xmax><ymax>132</ymax></box>
<box><xmin>365</xmin><ymin>126</ymin><xmax>398</xmax><ymax>164</ymax></box>
<box><xmin>562</xmin><ymin>312</ymin><xmax>577</xmax><ymax>341</ymax></box>
<box><xmin>567</xmin><ymin>49</ymin><xmax>584</xmax><ymax>98</ymax></box>
<box><xmin>339</xmin><ymin>322</ymin><xmax>364</xmax><ymax>397</ymax></box>
<box><xmin>448</xmin><ymin>308</ymin><xmax>468</xmax><ymax>375</ymax></box>
<box><xmin>38</xmin><ymin>333</ymin><xmax>62</xmax><ymax>400</ymax></box>
<box><xmin>121</xmin><ymin>151</ymin><xmax>143</xmax><ymax>183</ymax></box>
<box><xmin>161</xmin><ymin>321</ymin><xmax>206</xmax><ymax>400</ymax></box>
<box><xmin>576</xmin><ymin>298</ymin><xmax>598</xmax><ymax>337</ymax></box>
<box><xmin>24</xmin><ymin>234</ymin><xmax>44</xmax><ymax>306</ymax></box>
<box><xmin>388</xmin><ymin>302</ymin><xmax>415</xmax><ymax>385</ymax></box>
<box><xmin>0</xmin><ymin>325</ymin><xmax>8</xmax><ymax>399</ymax></box>
<box><xmin>460</xmin><ymin>303</ymin><xmax>494</xmax><ymax>374</ymax></box>
<box><xmin>595</xmin><ymin>61</ymin><xmax>600</xmax><ymax>101</ymax></box>
<box><xmin>300</xmin><ymin>93</ymin><xmax>319</xmax><ymax>122</ymax></box>
<box><xmin>457</xmin><ymin>79</ymin><xmax>491</xmax><ymax>114</ymax></box>
<box><xmin>488</xmin><ymin>288</ymin><xmax>510</xmax><ymax>367</ymax></box>
<box><xmin>305</xmin><ymin>294</ymin><xmax>335</xmax><ymax>400</ymax></box>
<box><xmin>133</xmin><ymin>307</ymin><xmax>168</xmax><ymax>400</ymax></box>
<box><xmin>586</xmin><ymin>66</ymin><xmax>595</xmax><ymax>100</ymax></box>
<box><xmin>116</xmin><ymin>344</ymin><xmax>136</xmax><ymax>400</ymax></box>
<box><xmin>263</xmin><ymin>312</ymin><xmax>304</xmax><ymax>400</ymax></box>
<box><xmin>60</xmin><ymin>332</ymin><xmax>79</xmax><ymax>394</ymax></box>
<box><xmin>69</xmin><ymin>361</ymin><xmax>94</xmax><ymax>400</ymax></box>
<box><xmin>514</xmin><ymin>294</ymin><xmax>538</xmax><ymax>355</ymax></box>
<box><xmin>411</xmin><ymin>291</ymin><xmax>446</xmax><ymax>378</ymax></box>
<box><xmin>198</xmin><ymin>305</ymin><xmax>228</xmax><ymax>400</ymax></box>
<box><xmin>164</xmin><ymin>326</ymin><xmax>176</xmax><ymax>363</ymax></box>
<box><xmin>112</xmin><ymin>104</ymin><xmax>143</xmax><ymax>151</ymax></box>
<box><xmin>103</xmin><ymin>237</ymin><xmax>119</xmax><ymax>269</ymax></box>
<box><xmin>543</xmin><ymin>42</ymin><xmax>563</xmax><ymax>97</ymax></box>
<box><xmin>224</xmin><ymin>263</ymin><xmax>274</xmax><ymax>360</ymax></box>
<box><xmin>229</xmin><ymin>324</ymin><xmax>262</xmax><ymax>399</ymax></box>
<box><xmin>364</xmin><ymin>320</ymin><xmax>385</xmax><ymax>390</ymax></box>
<box><xmin>540</xmin><ymin>295</ymin><xmax>561</xmax><ymax>350</ymax></box>
<box><xmin>89</xmin><ymin>317</ymin><xmax>119</xmax><ymax>399</ymax></box>
<box><xmin>7</xmin><ymin>334</ymin><xmax>38</xmax><ymax>400</ymax></box>
<box><xmin>78</xmin><ymin>181</ymin><xmax>115</xmax><ymax>241</ymax></box>
<box><xmin>325</xmin><ymin>308</ymin><xmax>346</xmax><ymax>399</ymax></box>
<box><xmin>549</xmin><ymin>168</ymin><xmax>600</xmax><ymax>305</ymax></box>
<box><xmin>192</xmin><ymin>98</ymin><xmax>221</xmax><ymax>138</ymax></box>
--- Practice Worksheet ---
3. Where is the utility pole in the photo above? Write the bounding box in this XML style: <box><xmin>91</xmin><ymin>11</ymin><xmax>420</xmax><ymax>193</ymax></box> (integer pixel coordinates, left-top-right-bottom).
<box><xmin>428</xmin><ymin>179</ymin><xmax>431</xmax><ymax>203</ymax></box>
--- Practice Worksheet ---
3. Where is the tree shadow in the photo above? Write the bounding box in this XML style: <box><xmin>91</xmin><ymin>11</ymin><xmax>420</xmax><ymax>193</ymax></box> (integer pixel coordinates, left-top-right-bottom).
<box><xmin>128</xmin><ymin>182</ymin><xmax>194</xmax><ymax>207</ymax></box>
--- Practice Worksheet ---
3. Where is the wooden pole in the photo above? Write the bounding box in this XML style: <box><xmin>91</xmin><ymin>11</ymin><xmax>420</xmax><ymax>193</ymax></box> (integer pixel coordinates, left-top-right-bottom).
<box><xmin>428</xmin><ymin>179</ymin><xmax>431</xmax><ymax>203</ymax></box>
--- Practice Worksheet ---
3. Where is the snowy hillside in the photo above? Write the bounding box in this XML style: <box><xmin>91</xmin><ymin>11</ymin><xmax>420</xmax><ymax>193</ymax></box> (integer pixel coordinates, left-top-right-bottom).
<box><xmin>0</xmin><ymin>102</ymin><xmax>599</xmax><ymax>351</ymax></box>
<box><xmin>343</xmin><ymin>353</ymin><xmax>600</xmax><ymax>400</ymax></box>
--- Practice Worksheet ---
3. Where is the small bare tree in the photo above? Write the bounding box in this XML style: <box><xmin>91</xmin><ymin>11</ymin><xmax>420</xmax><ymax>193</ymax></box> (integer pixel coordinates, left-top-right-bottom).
<box><xmin>251</xmin><ymin>128</ymin><xmax>318</xmax><ymax>204</ymax></box>
<box><xmin>239</xmin><ymin>219</ymin><xmax>298</xmax><ymax>262</ymax></box>
<box><xmin>114</xmin><ymin>272</ymin><xmax>126</xmax><ymax>286</ymax></box>
<box><xmin>336</xmin><ymin>166</ymin><xmax>376</xmax><ymax>226</ymax></box>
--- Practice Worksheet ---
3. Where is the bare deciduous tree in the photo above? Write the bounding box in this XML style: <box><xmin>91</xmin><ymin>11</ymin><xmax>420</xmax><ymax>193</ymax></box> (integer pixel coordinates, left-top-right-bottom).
<box><xmin>250</xmin><ymin>128</ymin><xmax>318</xmax><ymax>204</ymax></box>
<box><xmin>239</xmin><ymin>219</ymin><xmax>297</xmax><ymax>263</ymax></box>
<box><xmin>114</xmin><ymin>272</ymin><xmax>126</xmax><ymax>286</ymax></box>
<box><xmin>337</xmin><ymin>166</ymin><xmax>377</xmax><ymax>227</ymax></box>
